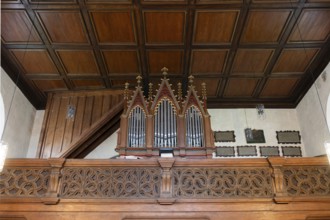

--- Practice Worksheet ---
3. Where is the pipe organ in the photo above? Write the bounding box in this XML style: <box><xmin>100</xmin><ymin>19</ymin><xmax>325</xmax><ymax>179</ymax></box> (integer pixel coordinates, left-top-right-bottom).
<box><xmin>116</xmin><ymin>68</ymin><xmax>215</xmax><ymax>158</ymax></box>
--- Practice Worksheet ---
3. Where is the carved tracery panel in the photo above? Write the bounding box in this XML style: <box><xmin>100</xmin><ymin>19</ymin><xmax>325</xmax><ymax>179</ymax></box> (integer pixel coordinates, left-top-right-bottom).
<box><xmin>0</xmin><ymin>168</ymin><xmax>50</xmax><ymax>197</ymax></box>
<box><xmin>282</xmin><ymin>166</ymin><xmax>330</xmax><ymax>196</ymax></box>
<box><xmin>60</xmin><ymin>167</ymin><xmax>161</xmax><ymax>198</ymax></box>
<box><xmin>173</xmin><ymin>168</ymin><xmax>273</xmax><ymax>198</ymax></box>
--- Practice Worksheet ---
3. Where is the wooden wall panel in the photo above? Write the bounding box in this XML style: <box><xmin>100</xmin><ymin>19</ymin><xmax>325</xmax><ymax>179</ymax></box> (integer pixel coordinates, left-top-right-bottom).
<box><xmin>37</xmin><ymin>90</ymin><xmax>124</xmax><ymax>158</ymax></box>
<box><xmin>32</xmin><ymin>79</ymin><xmax>67</xmax><ymax>92</ymax></box>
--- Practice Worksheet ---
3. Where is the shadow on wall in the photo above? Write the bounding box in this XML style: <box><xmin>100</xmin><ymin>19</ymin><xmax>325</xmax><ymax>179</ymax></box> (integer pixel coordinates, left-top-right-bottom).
<box><xmin>0</xmin><ymin>94</ymin><xmax>4</xmax><ymax>138</ymax></box>
<box><xmin>327</xmin><ymin>94</ymin><xmax>330</xmax><ymax>133</ymax></box>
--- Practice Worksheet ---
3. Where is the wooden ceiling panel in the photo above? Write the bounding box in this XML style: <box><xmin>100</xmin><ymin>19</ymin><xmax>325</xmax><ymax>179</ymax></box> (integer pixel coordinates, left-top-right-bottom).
<box><xmin>231</xmin><ymin>49</ymin><xmax>274</xmax><ymax>75</ymax></box>
<box><xmin>288</xmin><ymin>9</ymin><xmax>330</xmax><ymax>43</ymax></box>
<box><xmin>194</xmin><ymin>78</ymin><xmax>220</xmax><ymax>97</ymax></box>
<box><xmin>272</xmin><ymin>48</ymin><xmax>319</xmax><ymax>74</ymax></box>
<box><xmin>144</xmin><ymin>11</ymin><xmax>185</xmax><ymax>44</ymax></box>
<box><xmin>148</xmin><ymin>50</ymin><xmax>183</xmax><ymax>75</ymax></box>
<box><xmin>1</xmin><ymin>0</ymin><xmax>330</xmax><ymax>109</ymax></box>
<box><xmin>224</xmin><ymin>78</ymin><xmax>259</xmax><ymax>97</ymax></box>
<box><xmin>191</xmin><ymin>50</ymin><xmax>228</xmax><ymax>74</ymax></box>
<box><xmin>194</xmin><ymin>10</ymin><xmax>239</xmax><ymax>44</ymax></box>
<box><xmin>37</xmin><ymin>11</ymin><xmax>88</xmax><ymax>44</ymax></box>
<box><xmin>111</xmin><ymin>79</ymin><xmax>137</xmax><ymax>88</ymax></box>
<box><xmin>241</xmin><ymin>10</ymin><xmax>291</xmax><ymax>43</ymax></box>
<box><xmin>57</xmin><ymin>50</ymin><xmax>99</xmax><ymax>75</ymax></box>
<box><xmin>196</xmin><ymin>0</ymin><xmax>242</xmax><ymax>4</ymax></box>
<box><xmin>260</xmin><ymin>77</ymin><xmax>300</xmax><ymax>97</ymax></box>
<box><xmin>33</xmin><ymin>79</ymin><xmax>67</xmax><ymax>91</ymax></box>
<box><xmin>11</xmin><ymin>49</ymin><xmax>58</xmax><ymax>75</ymax></box>
<box><xmin>91</xmin><ymin>11</ymin><xmax>136</xmax><ymax>44</ymax></box>
<box><xmin>102</xmin><ymin>50</ymin><xmax>139</xmax><ymax>75</ymax></box>
<box><xmin>1</xmin><ymin>10</ymin><xmax>41</xmax><ymax>44</ymax></box>
<box><xmin>71</xmin><ymin>79</ymin><xmax>105</xmax><ymax>89</ymax></box>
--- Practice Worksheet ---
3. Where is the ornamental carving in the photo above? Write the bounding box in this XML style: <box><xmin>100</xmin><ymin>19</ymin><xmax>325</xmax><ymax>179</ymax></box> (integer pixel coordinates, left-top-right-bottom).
<box><xmin>282</xmin><ymin>166</ymin><xmax>330</xmax><ymax>196</ymax></box>
<box><xmin>60</xmin><ymin>167</ymin><xmax>161</xmax><ymax>198</ymax></box>
<box><xmin>0</xmin><ymin>168</ymin><xmax>50</xmax><ymax>197</ymax></box>
<box><xmin>173</xmin><ymin>168</ymin><xmax>273</xmax><ymax>198</ymax></box>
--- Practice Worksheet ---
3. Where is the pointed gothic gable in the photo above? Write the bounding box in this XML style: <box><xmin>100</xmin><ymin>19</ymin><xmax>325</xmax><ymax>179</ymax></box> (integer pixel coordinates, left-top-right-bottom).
<box><xmin>126</xmin><ymin>86</ymin><xmax>149</xmax><ymax>116</ymax></box>
<box><xmin>182</xmin><ymin>86</ymin><xmax>206</xmax><ymax>116</ymax></box>
<box><xmin>151</xmin><ymin>69</ymin><xmax>180</xmax><ymax>112</ymax></box>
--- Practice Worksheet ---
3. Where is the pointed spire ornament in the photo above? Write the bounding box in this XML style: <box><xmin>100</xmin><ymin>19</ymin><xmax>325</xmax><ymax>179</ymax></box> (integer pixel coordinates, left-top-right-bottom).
<box><xmin>201</xmin><ymin>82</ymin><xmax>207</xmax><ymax>101</ymax></box>
<box><xmin>161</xmin><ymin>67</ymin><xmax>168</xmax><ymax>79</ymax></box>
<box><xmin>124</xmin><ymin>82</ymin><xmax>130</xmax><ymax>109</ymax></box>
<box><xmin>148</xmin><ymin>82</ymin><xmax>153</xmax><ymax>102</ymax></box>
<box><xmin>136</xmin><ymin>75</ymin><xmax>142</xmax><ymax>87</ymax></box>
<box><xmin>177</xmin><ymin>82</ymin><xmax>183</xmax><ymax>102</ymax></box>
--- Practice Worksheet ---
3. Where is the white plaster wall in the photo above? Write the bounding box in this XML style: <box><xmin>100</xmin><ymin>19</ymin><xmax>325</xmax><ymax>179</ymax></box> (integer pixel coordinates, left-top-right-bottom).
<box><xmin>0</xmin><ymin>67</ymin><xmax>36</xmax><ymax>158</ymax></box>
<box><xmin>85</xmin><ymin>130</ymin><xmax>119</xmax><ymax>159</ymax></box>
<box><xmin>297</xmin><ymin>62</ymin><xmax>330</xmax><ymax>156</ymax></box>
<box><xmin>209</xmin><ymin>108</ymin><xmax>304</xmax><ymax>156</ymax></box>
<box><xmin>27</xmin><ymin>110</ymin><xmax>45</xmax><ymax>158</ymax></box>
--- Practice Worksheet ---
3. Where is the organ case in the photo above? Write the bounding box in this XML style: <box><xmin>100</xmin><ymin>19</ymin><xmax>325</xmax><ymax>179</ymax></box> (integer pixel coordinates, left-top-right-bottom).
<box><xmin>116</xmin><ymin>68</ymin><xmax>215</xmax><ymax>158</ymax></box>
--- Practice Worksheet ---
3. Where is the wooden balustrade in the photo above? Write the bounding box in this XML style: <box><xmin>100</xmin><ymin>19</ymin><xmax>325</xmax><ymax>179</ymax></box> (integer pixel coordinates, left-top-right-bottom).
<box><xmin>1</xmin><ymin>157</ymin><xmax>330</xmax><ymax>219</ymax></box>
<box><xmin>1</xmin><ymin>157</ymin><xmax>329</xmax><ymax>204</ymax></box>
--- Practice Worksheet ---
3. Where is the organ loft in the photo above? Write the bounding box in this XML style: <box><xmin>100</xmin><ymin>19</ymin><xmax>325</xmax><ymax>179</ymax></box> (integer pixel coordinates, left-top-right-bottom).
<box><xmin>116</xmin><ymin>67</ymin><xmax>215</xmax><ymax>158</ymax></box>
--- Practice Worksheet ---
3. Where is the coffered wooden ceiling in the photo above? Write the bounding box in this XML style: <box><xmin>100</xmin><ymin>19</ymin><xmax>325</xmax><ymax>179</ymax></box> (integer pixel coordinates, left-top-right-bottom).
<box><xmin>1</xmin><ymin>0</ymin><xmax>330</xmax><ymax>109</ymax></box>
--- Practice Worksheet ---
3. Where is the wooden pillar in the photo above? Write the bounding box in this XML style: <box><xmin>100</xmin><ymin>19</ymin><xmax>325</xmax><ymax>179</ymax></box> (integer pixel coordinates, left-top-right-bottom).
<box><xmin>42</xmin><ymin>158</ymin><xmax>65</xmax><ymax>205</ymax></box>
<box><xmin>177</xmin><ymin>115</ymin><xmax>186</xmax><ymax>157</ymax></box>
<box><xmin>117</xmin><ymin>115</ymin><xmax>128</xmax><ymax>155</ymax></box>
<box><xmin>203</xmin><ymin>114</ymin><xmax>214</xmax><ymax>158</ymax></box>
<box><xmin>268</xmin><ymin>157</ymin><xmax>288</xmax><ymax>203</ymax></box>
<box><xmin>146</xmin><ymin>115</ymin><xmax>154</xmax><ymax>156</ymax></box>
<box><xmin>157</xmin><ymin>158</ymin><xmax>176</xmax><ymax>205</ymax></box>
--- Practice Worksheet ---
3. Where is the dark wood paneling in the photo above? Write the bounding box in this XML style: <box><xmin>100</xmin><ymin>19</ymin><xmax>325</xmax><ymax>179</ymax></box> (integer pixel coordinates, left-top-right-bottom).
<box><xmin>32</xmin><ymin>79</ymin><xmax>67</xmax><ymax>91</ymax></box>
<box><xmin>289</xmin><ymin>9</ymin><xmax>330</xmax><ymax>43</ymax></box>
<box><xmin>11</xmin><ymin>49</ymin><xmax>58</xmax><ymax>75</ymax></box>
<box><xmin>102</xmin><ymin>50</ymin><xmax>139</xmax><ymax>74</ymax></box>
<box><xmin>231</xmin><ymin>49</ymin><xmax>274</xmax><ymax>75</ymax></box>
<box><xmin>71</xmin><ymin>79</ymin><xmax>105</xmax><ymax>89</ymax></box>
<box><xmin>194</xmin><ymin>10</ymin><xmax>239</xmax><ymax>44</ymax></box>
<box><xmin>148</xmin><ymin>50</ymin><xmax>183</xmax><ymax>75</ymax></box>
<box><xmin>91</xmin><ymin>11</ymin><xmax>136</xmax><ymax>44</ymax></box>
<box><xmin>144</xmin><ymin>11</ymin><xmax>186</xmax><ymax>44</ymax></box>
<box><xmin>1</xmin><ymin>0</ymin><xmax>330</xmax><ymax>109</ymax></box>
<box><xmin>37</xmin><ymin>90</ymin><xmax>124</xmax><ymax>158</ymax></box>
<box><xmin>224</xmin><ymin>78</ymin><xmax>259</xmax><ymax>97</ymax></box>
<box><xmin>37</xmin><ymin>11</ymin><xmax>88</xmax><ymax>44</ymax></box>
<box><xmin>57</xmin><ymin>50</ymin><xmax>100</xmax><ymax>75</ymax></box>
<box><xmin>194</xmin><ymin>78</ymin><xmax>220</xmax><ymax>97</ymax></box>
<box><xmin>260</xmin><ymin>77</ymin><xmax>300</xmax><ymax>97</ymax></box>
<box><xmin>241</xmin><ymin>10</ymin><xmax>291</xmax><ymax>43</ymax></box>
<box><xmin>191</xmin><ymin>50</ymin><xmax>228</xmax><ymax>74</ymax></box>
<box><xmin>1</xmin><ymin>10</ymin><xmax>41</xmax><ymax>44</ymax></box>
<box><xmin>272</xmin><ymin>48</ymin><xmax>319</xmax><ymax>74</ymax></box>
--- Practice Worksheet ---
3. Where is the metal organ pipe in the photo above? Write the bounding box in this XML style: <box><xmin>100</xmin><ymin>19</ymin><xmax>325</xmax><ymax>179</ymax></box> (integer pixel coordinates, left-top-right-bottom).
<box><xmin>128</xmin><ymin>107</ymin><xmax>146</xmax><ymax>148</ymax></box>
<box><xmin>154</xmin><ymin>99</ymin><xmax>177</xmax><ymax>148</ymax></box>
<box><xmin>186</xmin><ymin>106</ymin><xmax>204</xmax><ymax>147</ymax></box>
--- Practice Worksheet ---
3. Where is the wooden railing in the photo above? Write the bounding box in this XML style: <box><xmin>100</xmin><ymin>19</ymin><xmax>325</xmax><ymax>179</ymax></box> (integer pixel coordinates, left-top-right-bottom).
<box><xmin>1</xmin><ymin>157</ymin><xmax>329</xmax><ymax>205</ymax></box>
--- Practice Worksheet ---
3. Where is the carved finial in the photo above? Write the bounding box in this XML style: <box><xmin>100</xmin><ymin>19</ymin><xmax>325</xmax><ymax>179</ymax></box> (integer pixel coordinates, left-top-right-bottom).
<box><xmin>136</xmin><ymin>75</ymin><xmax>142</xmax><ymax>87</ymax></box>
<box><xmin>201</xmin><ymin>82</ymin><xmax>207</xmax><ymax>100</ymax></box>
<box><xmin>177</xmin><ymin>82</ymin><xmax>182</xmax><ymax>102</ymax></box>
<box><xmin>148</xmin><ymin>82</ymin><xmax>153</xmax><ymax>102</ymax></box>
<box><xmin>161</xmin><ymin>67</ymin><xmax>168</xmax><ymax>79</ymax></box>
<box><xmin>188</xmin><ymin>75</ymin><xmax>194</xmax><ymax>85</ymax></box>
<box><xmin>124</xmin><ymin>82</ymin><xmax>129</xmax><ymax>99</ymax></box>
